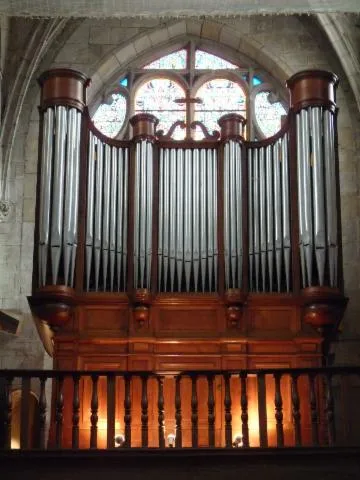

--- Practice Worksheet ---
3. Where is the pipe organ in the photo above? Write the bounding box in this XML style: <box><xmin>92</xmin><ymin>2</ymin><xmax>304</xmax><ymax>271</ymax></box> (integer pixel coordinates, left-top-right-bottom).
<box><xmin>29</xmin><ymin>69</ymin><xmax>347</xmax><ymax>445</ymax></box>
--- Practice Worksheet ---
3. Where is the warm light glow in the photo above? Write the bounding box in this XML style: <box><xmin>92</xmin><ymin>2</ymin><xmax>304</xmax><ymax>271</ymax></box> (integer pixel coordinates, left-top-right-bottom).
<box><xmin>167</xmin><ymin>433</ymin><xmax>176</xmax><ymax>448</ymax></box>
<box><xmin>11</xmin><ymin>438</ymin><xmax>20</xmax><ymax>449</ymax></box>
<box><xmin>232</xmin><ymin>434</ymin><xmax>243</xmax><ymax>448</ymax></box>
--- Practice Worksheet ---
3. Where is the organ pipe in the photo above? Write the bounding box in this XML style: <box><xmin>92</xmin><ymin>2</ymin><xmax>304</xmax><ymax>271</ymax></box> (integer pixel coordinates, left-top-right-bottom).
<box><xmin>50</xmin><ymin>105</ymin><xmax>67</xmax><ymax>285</ymax></box>
<box><xmin>35</xmin><ymin>69</ymin><xmax>341</xmax><ymax>300</ymax></box>
<box><xmin>281</xmin><ymin>134</ymin><xmax>291</xmax><ymax>292</ymax></box>
<box><xmin>38</xmin><ymin>108</ymin><xmax>54</xmax><ymax>286</ymax></box>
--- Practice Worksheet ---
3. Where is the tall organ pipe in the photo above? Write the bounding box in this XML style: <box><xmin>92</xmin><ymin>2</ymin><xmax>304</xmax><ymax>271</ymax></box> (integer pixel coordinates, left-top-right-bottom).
<box><xmin>184</xmin><ymin>149</ymin><xmax>192</xmax><ymax>292</ymax></box>
<box><xmin>324</xmin><ymin>110</ymin><xmax>338</xmax><ymax>286</ymax></box>
<box><xmin>50</xmin><ymin>105</ymin><xmax>67</xmax><ymax>285</ymax></box>
<box><xmin>94</xmin><ymin>138</ymin><xmax>104</xmax><ymax>291</ymax></box>
<box><xmin>109</xmin><ymin>147</ymin><xmax>118</xmax><ymax>291</ymax></box>
<box><xmin>296</xmin><ymin>113</ymin><xmax>306</xmax><ymax>287</ymax></box>
<box><xmin>200</xmin><ymin>149</ymin><xmax>207</xmax><ymax>292</ymax></box>
<box><xmin>85</xmin><ymin>132</ymin><xmax>95</xmax><ymax>291</ymax></box>
<box><xmin>158</xmin><ymin>149</ymin><xmax>164</xmax><ymax>290</ymax></box>
<box><xmin>259</xmin><ymin>147</ymin><xmax>266</xmax><ymax>291</ymax></box>
<box><xmin>176</xmin><ymin>149</ymin><xmax>184</xmax><ymax>290</ymax></box>
<box><xmin>146</xmin><ymin>141</ymin><xmax>153</xmax><ymax>289</ymax></box>
<box><xmin>37</xmin><ymin>69</ymin><xmax>88</xmax><ymax>290</ymax></box>
<box><xmin>224</xmin><ymin>142</ymin><xmax>230</xmax><ymax>290</ymax></box>
<box><xmin>38</xmin><ymin>108</ymin><xmax>54</xmax><ymax>286</ymax></box>
<box><xmin>281</xmin><ymin>134</ymin><xmax>291</xmax><ymax>292</ymax></box>
<box><xmin>248</xmin><ymin>148</ymin><xmax>254</xmax><ymax>291</ymax></box>
<box><xmin>162</xmin><ymin>149</ymin><xmax>170</xmax><ymax>291</ymax></box>
<box><xmin>207</xmin><ymin>149</ymin><xmax>214</xmax><ymax>291</ymax></box>
<box><xmin>273</xmin><ymin>141</ymin><xmax>282</xmax><ymax>292</ymax></box>
<box><xmin>102</xmin><ymin>144</ymin><xmax>111</xmax><ymax>290</ymax></box>
<box><xmin>169</xmin><ymin>148</ymin><xmax>177</xmax><ymax>292</ymax></box>
<box><xmin>310</xmin><ymin>107</ymin><xmax>326</xmax><ymax>285</ymax></box>
<box><xmin>192</xmin><ymin>149</ymin><xmax>200</xmax><ymax>292</ymax></box>
<box><xmin>213</xmin><ymin>149</ymin><xmax>218</xmax><ymax>291</ymax></box>
<box><xmin>265</xmin><ymin>145</ymin><xmax>274</xmax><ymax>292</ymax></box>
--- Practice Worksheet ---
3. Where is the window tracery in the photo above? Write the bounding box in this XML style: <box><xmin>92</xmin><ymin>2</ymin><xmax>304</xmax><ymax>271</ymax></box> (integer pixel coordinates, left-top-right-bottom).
<box><xmin>92</xmin><ymin>44</ymin><xmax>288</xmax><ymax>140</ymax></box>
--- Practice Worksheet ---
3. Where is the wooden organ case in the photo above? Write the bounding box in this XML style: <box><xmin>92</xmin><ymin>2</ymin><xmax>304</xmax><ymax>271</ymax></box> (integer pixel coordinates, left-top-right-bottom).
<box><xmin>29</xmin><ymin>69</ymin><xmax>348</xmax><ymax>447</ymax></box>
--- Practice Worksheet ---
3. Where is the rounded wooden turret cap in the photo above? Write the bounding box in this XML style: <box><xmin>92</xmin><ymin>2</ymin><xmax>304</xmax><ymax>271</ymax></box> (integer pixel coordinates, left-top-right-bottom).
<box><xmin>38</xmin><ymin>68</ymin><xmax>90</xmax><ymax>111</ymax></box>
<box><xmin>286</xmin><ymin>70</ymin><xmax>339</xmax><ymax>112</ymax></box>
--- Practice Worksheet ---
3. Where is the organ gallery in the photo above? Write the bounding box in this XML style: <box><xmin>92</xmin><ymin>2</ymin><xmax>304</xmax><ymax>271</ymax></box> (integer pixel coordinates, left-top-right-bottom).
<box><xmin>27</xmin><ymin>67</ymin><xmax>348</xmax><ymax>447</ymax></box>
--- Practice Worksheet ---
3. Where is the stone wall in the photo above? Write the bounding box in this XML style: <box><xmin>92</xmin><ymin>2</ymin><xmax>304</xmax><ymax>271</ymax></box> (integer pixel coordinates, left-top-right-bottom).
<box><xmin>0</xmin><ymin>15</ymin><xmax>359</xmax><ymax>369</ymax></box>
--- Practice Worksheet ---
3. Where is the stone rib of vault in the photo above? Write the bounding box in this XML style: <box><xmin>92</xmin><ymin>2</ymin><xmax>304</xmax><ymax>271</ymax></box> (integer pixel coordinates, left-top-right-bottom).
<box><xmin>0</xmin><ymin>0</ymin><xmax>359</xmax><ymax>17</ymax></box>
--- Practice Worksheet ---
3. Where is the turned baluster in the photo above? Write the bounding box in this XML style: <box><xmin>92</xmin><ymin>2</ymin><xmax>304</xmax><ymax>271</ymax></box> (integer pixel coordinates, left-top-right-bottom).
<box><xmin>291</xmin><ymin>374</ymin><xmax>302</xmax><ymax>446</ymax></box>
<box><xmin>4</xmin><ymin>376</ymin><xmax>13</xmax><ymax>449</ymax></box>
<box><xmin>207</xmin><ymin>375</ymin><xmax>215</xmax><ymax>447</ymax></box>
<box><xmin>20</xmin><ymin>376</ymin><xmax>31</xmax><ymax>449</ymax></box>
<box><xmin>141</xmin><ymin>375</ymin><xmax>149</xmax><ymax>447</ymax></box>
<box><xmin>55</xmin><ymin>376</ymin><xmax>64</xmax><ymax>449</ymax></box>
<box><xmin>274</xmin><ymin>373</ymin><xmax>284</xmax><ymax>447</ymax></box>
<box><xmin>240</xmin><ymin>372</ymin><xmax>249</xmax><ymax>448</ymax></box>
<box><xmin>308</xmin><ymin>373</ymin><xmax>319</xmax><ymax>446</ymax></box>
<box><xmin>157</xmin><ymin>376</ymin><xmax>165</xmax><ymax>448</ymax></box>
<box><xmin>191</xmin><ymin>375</ymin><xmax>198</xmax><ymax>448</ymax></box>
<box><xmin>38</xmin><ymin>376</ymin><xmax>47</xmax><ymax>449</ymax></box>
<box><xmin>175</xmin><ymin>375</ymin><xmax>182</xmax><ymax>448</ymax></box>
<box><xmin>72</xmin><ymin>374</ymin><xmax>80</xmax><ymax>449</ymax></box>
<box><xmin>257</xmin><ymin>373</ymin><xmax>268</xmax><ymax>447</ymax></box>
<box><xmin>325</xmin><ymin>373</ymin><xmax>336</xmax><ymax>446</ymax></box>
<box><xmin>224</xmin><ymin>373</ymin><xmax>232</xmax><ymax>448</ymax></box>
<box><xmin>106</xmin><ymin>374</ymin><xmax>116</xmax><ymax>449</ymax></box>
<box><xmin>124</xmin><ymin>375</ymin><xmax>132</xmax><ymax>447</ymax></box>
<box><xmin>90</xmin><ymin>374</ymin><xmax>99</xmax><ymax>448</ymax></box>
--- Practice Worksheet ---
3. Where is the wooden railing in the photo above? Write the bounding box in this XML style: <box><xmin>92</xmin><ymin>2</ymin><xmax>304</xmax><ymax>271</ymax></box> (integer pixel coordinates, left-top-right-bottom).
<box><xmin>1</xmin><ymin>367</ymin><xmax>359</xmax><ymax>450</ymax></box>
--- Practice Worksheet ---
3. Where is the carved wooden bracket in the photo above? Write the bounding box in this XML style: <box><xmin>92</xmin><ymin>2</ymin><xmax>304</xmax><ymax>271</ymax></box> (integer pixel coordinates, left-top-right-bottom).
<box><xmin>27</xmin><ymin>285</ymin><xmax>76</xmax><ymax>331</ymax></box>
<box><xmin>129</xmin><ymin>289</ymin><xmax>152</xmax><ymax>330</ymax></box>
<box><xmin>224</xmin><ymin>289</ymin><xmax>247</xmax><ymax>329</ymax></box>
<box><xmin>301</xmin><ymin>287</ymin><xmax>348</xmax><ymax>336</ymax></box>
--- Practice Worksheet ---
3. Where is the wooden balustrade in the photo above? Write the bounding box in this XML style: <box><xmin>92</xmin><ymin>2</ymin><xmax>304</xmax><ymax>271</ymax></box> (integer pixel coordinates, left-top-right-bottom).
<box><xmin>1</xmin><ymin>367</ymin><xmax>360</xmax><ymax>450</ymax></box>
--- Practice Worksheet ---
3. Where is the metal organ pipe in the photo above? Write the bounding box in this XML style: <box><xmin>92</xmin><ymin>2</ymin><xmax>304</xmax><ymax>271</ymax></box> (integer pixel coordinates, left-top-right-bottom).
<box><xmin>38</xmin><ymin>108</ymin><xmax>54</xmax><ymax>286</ymax></box>
<box><xmin>109</xmin><ymin>146</ymin><xmax>118</xmax><ymax>292</ymax></box>
<box><xmin>213</xmin><ymin>149</ymin><xmax>219</xmax><ymax>292</ymax></box>
<box><xmin>192</xmin><ymin>149</ymin><xmax>200</xmax><ymax>292</ymax></box>
<box><xmin>310</xmin><ymin>107</ymin><xmax>326</xmax><ymax>285</ymax></box>
<box><xmin>300</xmin><ymin>108</ymin><xmax>314</xmax><ymax>286</ymax></box>
<box><xmin>324</xmin><ymin>110</ymin><xmax>338</xmax><ymax>287</ymax></box>
<box><xmin>63</xmin><ymin>108</ymin><xmax>77</xmax><ymax>287</ymax></box>
<box><xmin>94</xmin><ymin>138</ymin><xmax>104</xmax><ymax>291</ymax></box>
<box><xmin>184</xmin><ymin>149</ymin><xmax>192</xmax><ymax>292</ymax></box>
<box><xmin>265</xmin><ymin>145</ymin><xmax>274</xmax><ymax>292</ymax></box>
<box><xmin>102</xmin><ymin>144</ymin><xmax>111</xmax><ymax>290</ymax></box>
<box><xmin>200</xmin><ymin>149</ymin><xmax>207</xmax><ymax>292</ymax></box>
<box><xmin>85</xmin><ymin>132</ymin><xmax>95</xmax><ymax>291</ymax></box>
<box><xmin>248</xmin><ymin>148</ymin><xmax>254</xmax><ymax>292</ymax></box>
<box><xmin>259</xmin><ymin>147</ymin><xmax>266</xmax><ymax>291</ymax></box>
<box><xmin>281</xmin><ymin>134</ymin><xmax>291</xmax><ymax>292</ymax></box>
<box><xmin>50</xmin><ymin>105</ymin><xmax>67</xmax><ymax>285</ymax></box>
<box><xmin>169</xmin><ymin>148</ymin><xmax>177</xmax><ymax>292</ymax></box>
<box><xmin>273</xmin><ymin>141</ymin><xmax>282</xmax><ymax>292</ymax></box>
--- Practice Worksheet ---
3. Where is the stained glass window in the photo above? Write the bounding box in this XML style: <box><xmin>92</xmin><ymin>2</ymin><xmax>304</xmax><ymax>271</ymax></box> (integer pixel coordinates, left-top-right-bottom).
<box><xmin>120</xmin><ymin>77</ymin><xmax>128</xmax><ymax>87</ymax></box>
<box><xmin>194</xmin><ymin>79</ymin><xmax>246</xmax><ymax>139</ymax></box>
<box><xmin>195</xmin><ymin>50</ymin><xmax>238</xmax><ymax>69</ymax></box>
<box><xmin>92</xmin><ymin>93</ymin><xmax>127</xmax><ymax>138</ymax></box>
<box><xmin>144</xmin><ymin>49</ymin><xmax>187</xmax><ymax>69</ymax></box>
<box><xmin>135</xmin><ymin>78</ymin><xmax>186</xmax><ymax>140</ymax></box>
<box><xmin>255</xmin><ymin>91</ymin><xmax>287</xmax><ymax>138</ymax></box>
<box><xmin>253</xmin><ymin>76</ymin><xmax>262</xmax><ymax>86</ymax></box>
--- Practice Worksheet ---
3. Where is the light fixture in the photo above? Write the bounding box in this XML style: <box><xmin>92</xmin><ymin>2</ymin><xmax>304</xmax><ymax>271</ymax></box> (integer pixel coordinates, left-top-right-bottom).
<box><xmin>114</xmin><ymin>433</ymin><xmax>125</xmax><ymax>448</ymax></box>
<box><xmin>232</xmin><ymin>434</ymin><xmax>243</xmax><ymax>448</ymax></box>
<box><xmin>167</xmin><ymin>433</ymin><xmax>176</xmax><ymax>448</ymax></box>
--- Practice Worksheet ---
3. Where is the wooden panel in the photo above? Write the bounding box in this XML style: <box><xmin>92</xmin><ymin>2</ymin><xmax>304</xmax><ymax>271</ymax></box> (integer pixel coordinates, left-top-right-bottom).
<box><xmin>155</xmin><ymin>356</ymin><xmax>221</xmax><ymax>371</ymax></box>
<box><xmin>156</xmin><ymin>308</ymin><xmax>219</xmax><ymax>336</ymax></box>
<box><xmin>155</xmin><ymin>342</ymin><xmax>220</xmax><ymax>354</ymax></box>
<box><xmin>248</xmin><ymin>308</ymin><xmax>295</xmax><ymax>332</ymax></box>
<box><xmin>80</xmin><ymin>307</ymin><xmax>128</xmax><ymax>334</ymax></box>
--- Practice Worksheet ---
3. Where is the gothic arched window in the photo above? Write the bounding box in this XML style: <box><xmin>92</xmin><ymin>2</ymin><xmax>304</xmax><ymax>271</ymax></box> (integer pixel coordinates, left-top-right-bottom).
<box><xmin>92</xmin><ymin>44</ymin><xmax>287</xmax><ymax>140</ymax></box>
